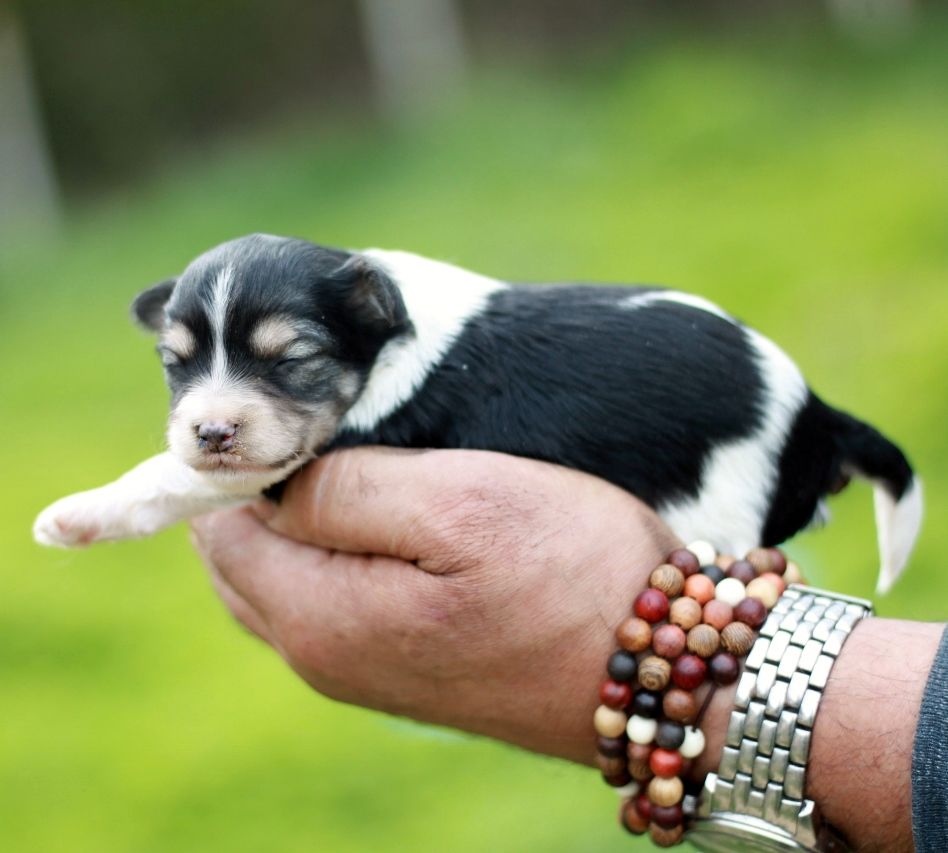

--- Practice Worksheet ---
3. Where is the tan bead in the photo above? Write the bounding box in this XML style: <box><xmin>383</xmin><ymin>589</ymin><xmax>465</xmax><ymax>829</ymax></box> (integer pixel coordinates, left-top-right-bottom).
<box><xmin>785</xmin><ymin>561</ymin><xmax>803</xmax><ymax>584</ymax></box>
<box><xmin>616</xmin><ymin>617</ymin><xmax>653</xmax><ymax>653</ymax></box>
<box><xmin>650</xmin><ymin>824</ymin><xmax>685</xmax><ymax>847</ymax></box>
<box><xmin>648</xmin><ymin>775</ymin><xmax>684</xmax><ymax>807</ymax></box>
<box><xmin>649</xmin><ymin>563</ymin><xmax>685</xmax><ymax>597</ymax></box>
<box><xmin>662</xmin><ymin>687</ymin><xmax>698</xmax><ymax>723</ymax></box>
<box><xmin>746</xmin><ymin>576</ymin><xmax>780</xmax><ymax>609</ymax></box>
<box><xmin>746</xmin><ymin>547</ymin><xmax>778</xmax><ymax>574</ymax></box>
<box><xmin>638</xmin><ymin>655</ymin><xmax>672</xmax><ymax>691</ymax></box>
<box><xmin>594</xmin><ymin>704</ymin><xmax>628</xmax><ymax>738</ymax></box>
<box><xmin>669</xmin><ymin>596</ymin><xmax>702</xmax><ymax>630</ymax></box>
<box><xmin>596</xmin><ymin>753</ymin><xmax>628</xmax><ymax>776</ymax></box>
<box><xmin>759</xmin><ymin>571</ymin><xmax>787</xmax><ymax>596</ymax></box>
<box><xmin>715</xmin><ymin>554</ymin><xmax>736</xmax><ymax>570</ymax></box>
<box><xmin>721</xmin><ymin>621</ymin><xmax>756</xmax><ymax>656</ymax></box>
<box><xmin>687</xmin><ymin>624</ymin><xmax>721</xmax><ymax>658</ymax></box>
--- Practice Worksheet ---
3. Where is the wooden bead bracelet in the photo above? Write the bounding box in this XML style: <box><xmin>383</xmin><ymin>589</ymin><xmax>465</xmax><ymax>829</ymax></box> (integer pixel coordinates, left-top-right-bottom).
<box><xmin>593</xmin><ymin>541</ymin><xmax>804</xmax><ymax>847</ymax></box>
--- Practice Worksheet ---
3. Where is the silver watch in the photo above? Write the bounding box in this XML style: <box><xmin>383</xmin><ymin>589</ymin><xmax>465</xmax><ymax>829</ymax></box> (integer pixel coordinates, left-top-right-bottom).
<box><xmin>686</xmin><ymin>584</ymin><xmax>873</xmax><ymax>853</ymax></box>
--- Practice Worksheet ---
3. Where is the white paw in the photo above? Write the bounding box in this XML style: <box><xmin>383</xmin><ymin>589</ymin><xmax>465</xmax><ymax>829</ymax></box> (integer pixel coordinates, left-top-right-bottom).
<box><xmin>33</xmin><ymin>488</ymin><xmax>155</xmax><ymax>548</ymax></box>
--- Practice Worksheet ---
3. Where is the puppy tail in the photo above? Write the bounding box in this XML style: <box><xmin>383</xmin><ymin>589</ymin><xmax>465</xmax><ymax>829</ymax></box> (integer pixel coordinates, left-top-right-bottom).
<box><xmin>828</xmin><ymin>406</ymin><xmax>922</xmax><ymax>595</ymax></box>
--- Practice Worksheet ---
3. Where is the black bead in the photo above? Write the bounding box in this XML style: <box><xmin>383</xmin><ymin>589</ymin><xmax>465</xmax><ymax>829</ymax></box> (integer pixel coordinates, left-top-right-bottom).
<box><xmin>607</xmin><ymin>650</ymin><xmax>638</xmax><ymax>683</ymax></box>
<box><xmin>596</xmin><ymin>735</ymin><xmax>627</xmax><ymax>758</ymax></box>
<box><xmin>632</xmin><ymin>689</ymin><xmax>661</xmax><ymax>718</ymax></box>
<box><xmin>700</xmin><ymin>564</ymin><xmax>726</xmax><ymax>585</ymax></box>
<box><xmin>655</xmin><ymin>720</ymin><xmax>686</xmax><ymax>749</ymax></box>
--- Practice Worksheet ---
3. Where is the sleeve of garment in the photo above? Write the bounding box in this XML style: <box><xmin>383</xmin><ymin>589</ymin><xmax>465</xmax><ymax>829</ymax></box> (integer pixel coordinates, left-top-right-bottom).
<box><xmin>912</xmin><ymin>623</ymin><xmax>948</xmax><ymax>851</ymax></box>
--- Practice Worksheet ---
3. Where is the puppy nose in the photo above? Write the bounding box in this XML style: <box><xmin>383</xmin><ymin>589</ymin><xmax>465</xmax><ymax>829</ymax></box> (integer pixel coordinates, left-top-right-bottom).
<box><xmin>196</xmin><ymin>421</ymin><xmax>238</xmax><ymax>453</ymax></box>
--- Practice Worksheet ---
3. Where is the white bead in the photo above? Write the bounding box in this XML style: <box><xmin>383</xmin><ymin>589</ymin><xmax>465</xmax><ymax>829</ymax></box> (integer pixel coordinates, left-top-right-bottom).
<box><xmin>715</xmin><ymin>577</ymin><xmax>747</xmax><ymax>606</ymax></box>
<box><xmin>626</xmin><ymin>714</ymin><xmax>657</xmax><ymax>745</ymax></box>
<box><xmin>680</xmin><ymin>725</ymin><xmax>706</xmax><ymax>758</ymax></box>
<box><xmin>614</xmin><ymin>781</ymin><xmax>640</xmax><ymax>799</ymax></box>
<box><xmin>686</xmin><ymin>539</ymin><xmax>717</xmax><ymax>567</ymax></box>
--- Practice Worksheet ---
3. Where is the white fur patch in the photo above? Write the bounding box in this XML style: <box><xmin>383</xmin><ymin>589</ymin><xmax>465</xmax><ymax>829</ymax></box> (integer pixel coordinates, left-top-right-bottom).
<box><xmin>622</xmin><ymin>289</ymin><xmax>731</xmax><ymax>320</ymax></box>
<box><xmin>161</xmin><ymin>322</ymin><xmax>196</xmax><ymax>359</ymax></box>
<box><xmin>249</xmin><ymin>315</ymin><xmax>299</xmax><ymax>358</ymax></box>
<box><xmin>874</xmin><ymin>476</ymin><xmax>923</xmax><ymax>594</ymax></box>
<box><xmin>341</xmin><ymin>250</ymin><xmax>507</xmax><ymax>431</ymax></box>
<box><xmin>659</xmin><ymin>328</ymin><xmax>808</xmax><ymax>555</ymax></box>
<box><xmin>208</xmin><ymin>264</ymin><xmax>234</xmax><ymax>384</ymax></box>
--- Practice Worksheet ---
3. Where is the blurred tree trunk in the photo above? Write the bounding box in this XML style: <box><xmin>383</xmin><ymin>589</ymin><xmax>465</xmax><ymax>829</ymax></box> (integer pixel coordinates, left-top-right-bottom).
<box><xmin>358</xmin><ymin>0</ymin><xmax>467</xmax><ymax>119</ymax></box>
<box><xmin>0</xmin><ymin>3</ymin><xmax>60</xmax><ymax>245</ymax></box>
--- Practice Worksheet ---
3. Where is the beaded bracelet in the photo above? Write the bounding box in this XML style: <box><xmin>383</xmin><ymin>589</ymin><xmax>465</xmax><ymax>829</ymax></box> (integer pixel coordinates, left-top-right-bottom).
<box><xmin>593</xmin><ymin>540</ymin><xmax>804</xmax><ymax>848</ymax></box>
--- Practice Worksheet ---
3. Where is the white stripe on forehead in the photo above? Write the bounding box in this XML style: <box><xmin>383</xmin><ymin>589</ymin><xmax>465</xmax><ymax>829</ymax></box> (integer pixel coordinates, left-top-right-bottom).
<box><xmin>208</xmin><ymin>265</ymin><xmax>235</xmax><ymax>383</ymax></box>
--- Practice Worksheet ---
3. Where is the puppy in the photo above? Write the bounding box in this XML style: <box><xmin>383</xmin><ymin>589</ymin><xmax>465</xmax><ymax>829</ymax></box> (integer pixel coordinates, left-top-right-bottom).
<box><xmin>33</xmin><ymin>234</ymin><xmax>922</xmax><ymax>592</ymax></box>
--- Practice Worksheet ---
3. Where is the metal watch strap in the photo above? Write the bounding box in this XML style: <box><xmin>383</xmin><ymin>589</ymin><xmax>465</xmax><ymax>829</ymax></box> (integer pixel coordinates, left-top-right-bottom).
<box><xmin>692</xmin><ymin>584</ymin><xmax>873</xmax><ymax>852</ymax></box>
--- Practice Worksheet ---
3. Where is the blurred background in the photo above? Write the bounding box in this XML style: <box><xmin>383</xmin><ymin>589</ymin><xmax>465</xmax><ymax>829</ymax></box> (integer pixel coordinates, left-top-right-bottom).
<box><xmin>2</xmin><ymin>1</ymin><xmax>946</xmax><ymax>850</ymax></box>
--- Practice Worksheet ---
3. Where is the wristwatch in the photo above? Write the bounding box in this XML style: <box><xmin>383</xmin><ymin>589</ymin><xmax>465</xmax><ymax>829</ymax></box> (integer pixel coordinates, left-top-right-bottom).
<box><xmin>685</xmin><ymin>584</ymin><xmax>873</xmax><ymax>853</ymax></box>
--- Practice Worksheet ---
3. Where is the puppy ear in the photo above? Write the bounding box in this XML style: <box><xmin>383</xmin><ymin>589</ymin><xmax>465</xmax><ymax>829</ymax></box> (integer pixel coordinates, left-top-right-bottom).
<box><xmin>330</xmin><ymin>256</ymin><xmax>407</xmax><ymax>334</ymax></box>
<box><xmin>131</xmin><ymin>278</ymin><xmax>177</xmax><ymax>331</ymax></box>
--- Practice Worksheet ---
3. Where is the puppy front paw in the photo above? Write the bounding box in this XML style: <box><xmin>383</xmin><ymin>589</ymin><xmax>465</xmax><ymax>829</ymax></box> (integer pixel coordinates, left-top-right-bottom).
<box><xmin>33</xmin><ymin>492</ymin><xmax>111</xmax><ymax>548</ymax></box>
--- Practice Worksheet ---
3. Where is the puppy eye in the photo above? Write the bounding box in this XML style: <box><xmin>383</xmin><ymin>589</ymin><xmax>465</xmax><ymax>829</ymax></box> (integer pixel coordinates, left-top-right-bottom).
<box><xmin>158</xmin><ymin>347</ymin><xmax>183</xmax><ymax>367</ymax></box>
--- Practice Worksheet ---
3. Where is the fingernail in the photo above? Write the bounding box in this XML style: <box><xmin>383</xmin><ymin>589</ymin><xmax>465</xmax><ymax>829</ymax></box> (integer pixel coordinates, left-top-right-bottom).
<box><xmin>250</xmin><ymin>499</ymin><xmax>277</xmax><ymax>522</ymax></box>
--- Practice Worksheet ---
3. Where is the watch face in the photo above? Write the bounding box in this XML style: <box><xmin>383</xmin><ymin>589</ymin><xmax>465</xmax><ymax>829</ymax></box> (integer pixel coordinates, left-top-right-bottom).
<box><xmin>688</xmin><ymin>814</ymin><xmax>815</xmax><ymax>853</ymax></box>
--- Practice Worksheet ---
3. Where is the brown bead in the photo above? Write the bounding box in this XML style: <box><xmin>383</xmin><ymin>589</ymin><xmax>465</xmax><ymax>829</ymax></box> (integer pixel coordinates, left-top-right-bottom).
<box><xmin>620</xmin><ymin>799</ymin><xmax>649</xmax><ymax>835</ymax></box>
<box><xmin>603</xmin><ymin>769</ymin><xmax>633</xmax><ymax>787</ymax></box>
<box><xmin>702</xmin><ymin>599</ymin><xmax>733</xmax><ymax>632</ymax></box>
<box><xmin>662</xmin><ymin>687</ymin><xmax>698</xmax><ymax>723</ymax></box>
<box><xmin>715</xmin><ymin>553</ymin><xmax>736</xmax><ymax>570</ymax></box>
<box><xmin>745</xmin><ymin>576</ymin><xmax>780</xmax><ymax>609</ymax></box>
<box><xmin>649</xmin><ymin>563</ymin><xmax>685</xmax><ymax>597</ymax></box>
<box><xmin>635</xmin><ymin>791</ymin><xmax>652</xmax><ymax>821</ymax></box>
<box><xmin>638</xmin><ymin>655</ymin><xmax>672</xmax><ymax>691</ymax></box>
<box><xmin>650</xmin><ymin>823</ymin><xmax>685</xmax><ymax>847</ymax></box>
<box><xmin>628</xmin><ymin>741</ymin><xmax>655</xmax><ymax>781</ymax></box>
<box><xmin>683</xmin><ymin>573</ymin><xmax>715</xmax><ymax>604</ymax></box>
<box><xmin>708</xmin><ymin>651</ymin><xmax>741</xmax><ymax>685</ymax></box>
<box><xmin>648</xmin><ymin>775</ymin><xmax>684</xmax><ymax>807</ymax></box>
<box><xmin>721</xmin><ymin>621</ymin><xmax>756</xmax><ymax>656</ymax></box>
<box><xmin>669</xmin><ymin>596</ymin><xmax>702</xmax><ymax>630</ymax></box>
<box><xmin>733</xmin><ymin>596</ymin><xmax>767</xmax><ymax>628</ymax></box>
<box><xmin>666</xmin><ymin>547</ymin><xmax>700</xmax><ymax>576</ymax></box>
<box><xmin>727</xmin><ymin>559</ymin><xmax>757</xmax><ymax>585</ymax></box>
<box><xmin>597</xmin><ymin>753</ymin><xmax>628</xmax><ymax>776</ymax></box>
<box><xmin>746</xmin><ymin>546</ymin><xmax>785</xmax><ymax>575</ymax></box>
<box><xmin>596</xmin><ymin>735</ymin><xmax>626</xmax><ymax>757</ymax></box>
<box><xmin>616</xmin><ymin>616</ymin><xmax>652</xmax><ymax>652</ymax></box>
<box><xmin>651</xmin><ymin>803</ymin><xmax>684</xmax><ymax>829</ymax></box>
<box><xmin>652</xmin><ymin>624</ymin><xmax>687</xmax><ymax>659</ymax></box>
<box><xmin>687</xmin><ymin>623</ymin><xmax>721</xmax><ymax>658</ymax></box>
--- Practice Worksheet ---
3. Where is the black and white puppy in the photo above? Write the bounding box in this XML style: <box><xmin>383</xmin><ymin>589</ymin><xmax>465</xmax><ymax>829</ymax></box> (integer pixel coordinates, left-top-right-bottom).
<box><xmin>34</xmin><ymin>234</ymin><xmax>922</xmax><ymax>593</ymax></box>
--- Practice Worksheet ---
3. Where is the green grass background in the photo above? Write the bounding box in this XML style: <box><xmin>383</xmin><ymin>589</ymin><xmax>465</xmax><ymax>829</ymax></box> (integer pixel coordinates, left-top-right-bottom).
<box><xmin>2</xmin><ymin>19</ymin><xmax>947</xmax><ymax>853</ymax></box>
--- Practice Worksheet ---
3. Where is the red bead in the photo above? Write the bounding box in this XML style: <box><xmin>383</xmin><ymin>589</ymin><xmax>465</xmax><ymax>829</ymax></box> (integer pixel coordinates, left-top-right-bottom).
<box><xmin>708</xmin><ymin>651</ymin><xmax>740</xmax><ymax>685</ymax></box>
<box><xmin>651</xmin><ymin>803</ymin><xmax>684</xmax><ymax>829</ymax></box>
<box><xmin>633</xmin><ymin>588</ymin><xmax>670</xmax><ymax>623</ymax></box>
<box><xmin>671</xmin><ymin>654</ymin><xmax>707</xmax><ymax>690</ymax></box>
<box><xmin>599</xmin><ymin>679</ymin><xmax>633</xmax><ymax>709</ymax></box>
<box><xmin>635</xmin><ymin>791</ymin><xmax>652</xmax><ymax>821</ymax></box>
<box><xmin>727</xmin><ymin>559</ymin><xmax>757</xmax><ymax>585</ymax></box>
<box><xmin>649</xmin><ymin>748</ymin><xmax>684</xmax><ymax>778</ymax></box>
<box><xmin>733</xmin><ymin>596</ymin><xmax>767</xmax><ymax>628</ymax></box>
<box><xmin>666</xmin><ymin>548</ymin><xmax>700</xmax><ymax>577</ymax></box>
<box><xmin>652</xmin><ymin>624</ymin><xmax>687</xmax><ymax>659</ymax></box>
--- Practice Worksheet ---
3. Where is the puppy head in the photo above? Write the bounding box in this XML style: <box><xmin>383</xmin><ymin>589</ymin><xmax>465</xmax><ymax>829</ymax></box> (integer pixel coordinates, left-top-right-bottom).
<box><xmin>132</xmin><ymin>234</ymin><xmax>409</xmax><ymax>479</ymax></box>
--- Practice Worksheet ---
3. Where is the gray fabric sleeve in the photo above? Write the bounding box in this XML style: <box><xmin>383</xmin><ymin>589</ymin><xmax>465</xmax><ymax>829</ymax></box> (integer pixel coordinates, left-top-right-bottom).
<box><xmin>912</xmin><ymin>624</ymin><xmax>948</xmax><ymax>851</ymax></box>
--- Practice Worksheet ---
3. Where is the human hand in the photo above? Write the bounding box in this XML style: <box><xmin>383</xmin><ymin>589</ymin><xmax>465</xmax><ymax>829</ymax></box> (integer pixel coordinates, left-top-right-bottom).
<box><xmin>190</xmin><ymin>447</ymin><xmax>680</xmax><ymax>765</ymax></box>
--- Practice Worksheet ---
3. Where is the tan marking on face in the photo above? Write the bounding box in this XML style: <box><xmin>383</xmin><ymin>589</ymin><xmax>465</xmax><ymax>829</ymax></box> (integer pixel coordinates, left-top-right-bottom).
<box><xmin>250</xmin><ymin>316</ymin><xmax>299</xmax><ymax>358</ymax></box>
<box><xmin>162</xmin><ymin>322</ymin><xmax>196</xmax><ymax>358</ymax></box>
